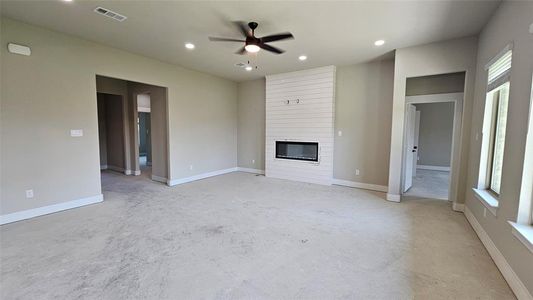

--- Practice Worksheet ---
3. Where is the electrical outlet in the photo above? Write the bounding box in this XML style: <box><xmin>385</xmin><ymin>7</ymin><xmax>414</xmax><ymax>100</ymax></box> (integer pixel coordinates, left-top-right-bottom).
<box><xmin>189</xmin><ymin>165</ymin><xmax>193</xmax><ymax>170</ymax></box>
<box><xmin>355</xmin><ymin>169</ymin><xmax>360</xmax><ymax>176</ymax></box>
<box><xmin>338</xmin><ymin>130</ymin><xmax>342</xmax><ymax>137</ymax></box>
<box><xmin>252</xmin><ymin>159</ymin><xmax>255</xmax><ymax>164</ymax></box>
<box><xmin>25</xmin><ymin>189</ymin><xmax>34</xmax><ymax>198</ymax></box>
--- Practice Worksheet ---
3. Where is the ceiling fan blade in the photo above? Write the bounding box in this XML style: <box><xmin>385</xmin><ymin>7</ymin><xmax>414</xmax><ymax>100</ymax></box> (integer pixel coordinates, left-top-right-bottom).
<box><xmin>234</xmin><ymin>21</ymin><xmax>252</xmax><ymax>37</ymax></box>
<box><xmin>209</xmin><ymin>37</ymin><xmax>245</xmax><ymax>42</ymax></box>
<box><xmin>235</xmin><ymin>47</ymin><xmax>247</xmax><ymax>55</ymax></box>
<box><xmin>259</xmin><ymin>43</ymin><xmax>284</xmax><ymax>54</ymax></box>
<box><xmin>260</xmin><ymin>32</ymin><xmax>294</xmax><ymax>43</ymax></box>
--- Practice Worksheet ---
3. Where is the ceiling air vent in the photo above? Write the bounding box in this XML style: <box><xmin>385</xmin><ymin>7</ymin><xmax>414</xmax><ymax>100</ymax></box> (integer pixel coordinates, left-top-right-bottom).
<box><xmin>94</xmin><ymin>7</ymin><xmax>127</xmax><ymax>22</ymax></box>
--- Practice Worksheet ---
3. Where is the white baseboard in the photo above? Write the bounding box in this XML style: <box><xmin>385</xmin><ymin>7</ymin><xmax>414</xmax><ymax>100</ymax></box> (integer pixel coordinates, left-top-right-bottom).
<box><xmin>417</xmin><ymin>165</ymin><xmax>451</xmax><ymax>172</ymax></box>
<box><xmin>168</xmin><ymin>167</ymin><xmax>238</xmax><ymax>186</ymax></box>
<box><xmin>151</xmin><ymin>175</ymin><xmax>167</xmax><ymax>184</ymax></box>
<box><xmin>0</xmin><ymin>194</ymin><xmax>103</xmax><ymax>225</ymax></box>
<box><xmin>464</xmin><ymin>207</ymin><xmax>532</xmax><ymax>300</ymax></box>
<box><xmin>100</xmin><ymin>165</ymin><xmax>108</xmax><ymax>170</ymax></box>
<box><xmin>452</xmin><ymin>202</ymin><xmax>465</xmax><ymax>212</ymax></box>
<box><xmin>332</xmin><ymin>179</ymin><xmax>388</xmax><ymax>193</ymax></box>
<box><xmin>236</xmin><ymin>167</ymin><xmax>265</xmax><ymax>175</ymax></box>
<box><xmin>386</xmin><ymin>193</ymin><xmax>401</xmax><ymax>202</ymax></box>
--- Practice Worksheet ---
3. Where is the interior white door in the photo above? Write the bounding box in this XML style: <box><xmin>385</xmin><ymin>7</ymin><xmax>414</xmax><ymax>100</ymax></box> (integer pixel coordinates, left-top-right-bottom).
<box><xmin>403</xmin><ymin>104</ymin><xmax>417</xmax><ymax>192</ymax></box>
<box><xmin>413</xmin><ymin>110</ymin><xmax>421</xmax><ymax>176</ymax></box>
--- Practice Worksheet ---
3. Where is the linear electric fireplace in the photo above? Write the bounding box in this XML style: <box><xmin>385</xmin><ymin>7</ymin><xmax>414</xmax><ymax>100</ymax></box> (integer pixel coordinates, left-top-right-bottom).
<box><xmin>275</xmin><ymin>141</ymin><xmax>319</xmax><ymax>162</ymax></box>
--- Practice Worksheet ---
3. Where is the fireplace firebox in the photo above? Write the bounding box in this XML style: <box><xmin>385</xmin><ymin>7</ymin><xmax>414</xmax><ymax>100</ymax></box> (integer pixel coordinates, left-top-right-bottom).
<box><xmin>275</xmin><ymin>141</ymin><xmax>319</xmax><ymax>162</ymax></box>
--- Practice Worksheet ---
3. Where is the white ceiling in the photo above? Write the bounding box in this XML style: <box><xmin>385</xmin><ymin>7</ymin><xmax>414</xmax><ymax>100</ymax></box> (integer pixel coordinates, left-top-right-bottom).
<box><xmin>1</xmin><ymin>0</ymin><xmax>500</xmax><ymax>82</ymax></box>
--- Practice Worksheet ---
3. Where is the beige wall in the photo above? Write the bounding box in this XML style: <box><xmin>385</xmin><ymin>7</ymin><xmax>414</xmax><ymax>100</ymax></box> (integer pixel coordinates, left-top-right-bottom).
<box><xmin>96</xmin><ymin>76</ymin><xmax>129</xmax><ymax>171</ymax></box>
<box><xmin>236</xmin><ymin>60</ymin><xmax>394</xmax><ymax>187</ymax></box>
<box><xmin>406</xmin><ymin>72</ymin><xmax>465</xmax><ymax>96</ymax></box>
<box><xmin>465</xmin><ymin>0</ymin><xmax>533</xmax><ymax>293</ymax></box>
<box><xmin>387</xmin><ymin>36</ymin><xmax>478</xmax><ymax>204</ymax></box>
<box><xmin>334</xmin><ymin>60</ymin><xmax>394</xmax><ymax>186</ymax></box>
<box><xmin>102</xmin><ymin>94</ymin><xmax>126</xmax><ymax>170</ymax></box>
<box><xmin>1</xmin><ymin>18</ymin><xmax>237</xmax><ymax>215</ymax></box>
<box><xmin>237</xmin><ymin>79</ymin><xmax>265</xmax><ymax>170</ymax></box>
<box><xmin>97</xmin><ymin>95</ymin><xmax>107</xmax><ymax>166</ymax></box>
<box><xmin>414</xmin><ymin>102</ymin><xmax>454</xmax><ymax>167</ymax></box>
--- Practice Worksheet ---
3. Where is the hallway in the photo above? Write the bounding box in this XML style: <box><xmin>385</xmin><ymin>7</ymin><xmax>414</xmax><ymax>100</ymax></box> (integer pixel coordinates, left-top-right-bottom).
<box><xmin>404</xmin><ymin>169</ymin><xmax>450</xmax><ymax>200</ymax></box>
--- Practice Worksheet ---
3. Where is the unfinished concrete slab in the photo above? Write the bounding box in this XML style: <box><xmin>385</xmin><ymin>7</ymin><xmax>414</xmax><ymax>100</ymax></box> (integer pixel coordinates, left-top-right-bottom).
<box><xmin>0</xmin><ymin>172</ymin><xmax>514</xmax><ymax>299</ymax></box>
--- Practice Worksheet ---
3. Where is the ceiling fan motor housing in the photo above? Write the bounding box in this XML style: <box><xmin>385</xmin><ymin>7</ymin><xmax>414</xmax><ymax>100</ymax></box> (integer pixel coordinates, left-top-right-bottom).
<box><xmin>248</xmin><ymin>22</ymin><xmax>259</xmax><ymax>31</ymax></box>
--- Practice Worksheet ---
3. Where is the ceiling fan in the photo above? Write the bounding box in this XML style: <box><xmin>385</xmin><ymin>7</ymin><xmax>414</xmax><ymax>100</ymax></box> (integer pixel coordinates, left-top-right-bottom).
<box><xmin>209</xmin><ymin>21</ymin><xmax>294</xmax><ymax>55</ymax></box>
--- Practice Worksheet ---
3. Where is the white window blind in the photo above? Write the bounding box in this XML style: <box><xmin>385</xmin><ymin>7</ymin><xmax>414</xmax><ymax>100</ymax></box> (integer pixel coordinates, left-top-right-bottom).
<box><xmin>487</xmin><ymin>49</ymin><xmax>512</xmax><ymax>91</ymax></box>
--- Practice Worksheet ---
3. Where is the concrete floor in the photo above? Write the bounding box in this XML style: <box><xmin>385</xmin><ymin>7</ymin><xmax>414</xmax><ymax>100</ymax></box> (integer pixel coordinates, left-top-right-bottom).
<box><xmin>0</xmin><ymin>172</ymin><xmax>514</xmax><ymax>299</ymax></box>
<box><xmin>404</xmin><ymin>169</ymin><xmax>450</xmax><ymax>200</ymax></box>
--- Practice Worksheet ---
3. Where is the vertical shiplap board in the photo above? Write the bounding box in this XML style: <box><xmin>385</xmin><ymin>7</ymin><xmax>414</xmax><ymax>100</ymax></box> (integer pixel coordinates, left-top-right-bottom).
<box><xmin>265</xmin><ymin>66</ymin><xmax>336</xmax><ymax>185</ymax></box>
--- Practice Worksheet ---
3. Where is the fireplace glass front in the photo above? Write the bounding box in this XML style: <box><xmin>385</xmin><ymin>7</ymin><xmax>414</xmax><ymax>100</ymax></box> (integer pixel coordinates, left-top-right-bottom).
<box><xmin>275</xmin><ymin>141</ymin><xmax>319</xmax><ymax>162</ymax></box>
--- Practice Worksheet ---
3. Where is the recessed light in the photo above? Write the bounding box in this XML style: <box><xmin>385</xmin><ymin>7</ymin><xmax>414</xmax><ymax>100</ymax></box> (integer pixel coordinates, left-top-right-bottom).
<box><xmin>298</xmin><ymin>55</ymin><xmax>307</xmax><ymax>61</ymax></box>
<box><xmin>185</xmin><ymin>43</ymin><xmax>195</xmax><ymax>49</ymax></box>
<box><xmin>63</xmin><ymin>0</ymin><xmax>73</xmax><ymax>2</ymax></box>
<box><xmin>245</xmin><ymin>66</ymin><xmax>253</xmax><ymax>71</ymax></box>
<box><xmin>374</xmin><ymin>40</ymin><xmax>385</xmax><ymax>46</ymax></box>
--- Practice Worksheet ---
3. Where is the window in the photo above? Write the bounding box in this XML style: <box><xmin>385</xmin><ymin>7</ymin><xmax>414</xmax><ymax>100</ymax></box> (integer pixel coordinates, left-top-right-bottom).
<box><xmin>474</xmin><ymin>47</ymin><xmax>512</xmax><ymax>211</ymax></box>
<box><xmin>517</xmin><ymin>74</ymin><xmax>533</xmax><ymax>225</ymax></box>
<box><xmin>509</xmin><ymin>74</ymin><xmax>533</xmax><ymax>254</ymax></box>
<box><xmin>486</xmin><ymin>82</ymin><xmax>510</xmax><ymax>195</ymax></box>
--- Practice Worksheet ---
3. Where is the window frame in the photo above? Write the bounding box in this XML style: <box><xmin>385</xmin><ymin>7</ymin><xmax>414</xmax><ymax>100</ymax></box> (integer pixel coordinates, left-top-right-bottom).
<box><xmin>486</xmin><ymin>85</ymin><xmax>509</xmax><ymax>196</ymax></box>
<box><xmin>508</xmin><ymin>73</ymin><xmax>533</xmax><ymax>255</ymax></box>
<box><xmin>474</xmin><ymin>45</ymin><xmax>513</xmax><ymax>214</ymax></box>
<box><xmin>516</xmin><ymin>73</ymin><xmax>533</xmax><ymax>225</ymax></box>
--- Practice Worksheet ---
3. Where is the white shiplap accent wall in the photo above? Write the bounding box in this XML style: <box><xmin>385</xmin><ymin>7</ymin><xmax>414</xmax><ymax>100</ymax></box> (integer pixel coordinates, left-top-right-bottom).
<box><xmin>265</xmin><ymin>66</ymin><xmax>336</xmax><ymax>185</ymax></box>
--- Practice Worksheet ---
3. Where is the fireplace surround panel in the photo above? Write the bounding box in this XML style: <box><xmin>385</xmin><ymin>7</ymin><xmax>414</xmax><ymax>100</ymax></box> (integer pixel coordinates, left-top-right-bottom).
<box><xmin>265</xmin><ymin>66</ymin><xmax>335</xmax><ymax>185</ymax></box>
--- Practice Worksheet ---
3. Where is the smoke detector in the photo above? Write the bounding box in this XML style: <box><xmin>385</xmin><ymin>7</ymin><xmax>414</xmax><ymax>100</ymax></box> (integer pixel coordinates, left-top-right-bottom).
<box><xmin>94</xmin><ymin>7</ymin><xmax>127</xmax><ymax>22</ymax></box>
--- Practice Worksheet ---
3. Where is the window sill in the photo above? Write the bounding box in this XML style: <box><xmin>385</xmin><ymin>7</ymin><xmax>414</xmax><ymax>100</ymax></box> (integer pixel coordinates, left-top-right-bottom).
<box><xmin>472</xmin><ymin>188</ymin><xmax>499</xmax><ymax>216</ymax></box>
<box><xmin>508</xmin><ymin>221</ymin><xmax>533</xmax><ymax>254</ymax></box>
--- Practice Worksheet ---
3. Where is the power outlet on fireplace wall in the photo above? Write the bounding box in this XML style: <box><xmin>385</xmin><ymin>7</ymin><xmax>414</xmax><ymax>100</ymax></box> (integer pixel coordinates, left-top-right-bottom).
<box><xmin>252</xmin><ymin>159</ymin><xmax>255</xmax><ymax>164</ymax></box>
<box><xmin>189</xmin><ymin>165</ymin><xmax>193</xmax><ymax>171</ymax></box>
<box><xmin>355</xmin><ymin>169</ymin><xmax>360</xmax><ymax>176</ymax></box>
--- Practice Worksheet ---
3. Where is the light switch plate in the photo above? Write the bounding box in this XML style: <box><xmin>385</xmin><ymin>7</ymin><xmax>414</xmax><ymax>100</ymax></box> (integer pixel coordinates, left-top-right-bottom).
<box><xmin>70</xmin><ymin>129</ymin><xmax>83</xmax><ymax>137</ymax></box>
<box><xmin>338</xmin><ymin>130</ymin><xmax>342</xmax><ymax>137</ymax></box>
<box><xmin>25</xmin><ymin>189</ymin><xmax>34</xmax><ymax>198</ymax></box>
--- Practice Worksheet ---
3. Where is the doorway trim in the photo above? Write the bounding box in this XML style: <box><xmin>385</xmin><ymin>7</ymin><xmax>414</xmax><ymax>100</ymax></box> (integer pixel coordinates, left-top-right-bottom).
<box><xmin>401</xmin><ymin>92</ymin><xmax>464</xmax><ymax>205</ymax></box>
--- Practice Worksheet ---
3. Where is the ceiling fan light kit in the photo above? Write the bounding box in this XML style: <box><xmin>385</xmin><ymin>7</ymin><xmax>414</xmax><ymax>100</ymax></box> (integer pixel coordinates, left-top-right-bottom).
<box><xmin>244</xmin><ymin>44</ymin><xmax>260</xmax><ymax>53</ymax></box>
<box><xmin>209</xmin><ymin>21</ymin><xmax>294</xmax><ymax>55</ymax></box>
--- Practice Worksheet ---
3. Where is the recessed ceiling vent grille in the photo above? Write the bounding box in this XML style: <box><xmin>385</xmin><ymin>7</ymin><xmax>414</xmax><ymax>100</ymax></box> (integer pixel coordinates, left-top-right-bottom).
<box><xmin>94</xmin><ymin>7</ymin><xmax>127</xmax><ymax>22</ymax></box>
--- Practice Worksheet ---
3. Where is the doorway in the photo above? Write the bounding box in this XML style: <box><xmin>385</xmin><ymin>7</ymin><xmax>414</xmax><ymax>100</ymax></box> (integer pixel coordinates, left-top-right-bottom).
<box><xmin>95</xmin><ymin>75</ymin><xmax>169</xmax><ymax>187</ymax></box>
<box><xmin>403</xmin><ymin>101</ymin><xmax>455</xmax><ymax>200</ymax></box>
<box><xmin>137</xmin><ymin>94</ymin><xmax>152</xmax><ymax>177</ymax></box>
<box><xmin>401</xmin><ymin>72</ymin><xmax>466</xmax><ymax>202</ymax></box>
